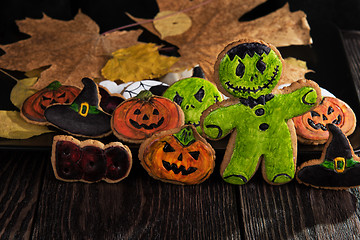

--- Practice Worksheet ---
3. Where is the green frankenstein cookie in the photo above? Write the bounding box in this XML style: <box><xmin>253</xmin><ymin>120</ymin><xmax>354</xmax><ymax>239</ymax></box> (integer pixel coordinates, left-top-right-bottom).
<box><xmin>163</xmin><ymin>77</ymin><xmax>223</xmax><ymax>134</ymax></box>
<box><xmin>201</xmin><ymin>39</ymin><xmax>321</xmax><ymax>185</ymax></box>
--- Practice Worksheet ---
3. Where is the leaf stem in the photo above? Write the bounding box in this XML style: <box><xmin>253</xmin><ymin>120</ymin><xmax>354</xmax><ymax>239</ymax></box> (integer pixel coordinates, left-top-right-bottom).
<box><xmin>0</xmin><ymin>68</ymin><xmax>19</xmax><ymax>81</ymax></box>
<box><xmin>101</xmin><ymin>0</ymin><xmax>214</xmax><ymax>36</ymax></box>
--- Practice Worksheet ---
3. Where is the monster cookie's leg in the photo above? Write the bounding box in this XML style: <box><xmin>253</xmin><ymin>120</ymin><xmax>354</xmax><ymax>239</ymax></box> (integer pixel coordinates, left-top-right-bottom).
<box><xmin>221</xmin><ymin>131</ymin><xmax>262</xmax><ymax>185</ymax></box>
<box><xmin>262</xmin><ymin>140</ymin><xmax>295</xmax><ymax>184</ymax></box>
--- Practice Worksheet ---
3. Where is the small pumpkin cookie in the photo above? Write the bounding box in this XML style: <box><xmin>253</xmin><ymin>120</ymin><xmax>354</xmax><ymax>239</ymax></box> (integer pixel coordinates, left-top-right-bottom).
<box><xmin>52</xmin><ymin>135</ymin><xmax>132</xmax><ymax>183</ymax></box>
<box><xmin>163</xmin><ymin>77</ymin><xmax>223</xmax><ymax>134</ymax></box>
<box><xmin>296</xmin><ymin>124</ymin><xmax>360</xmax><ymax>189</ymax></box>
<box><xmin>44</xmin><ymin>78</ymin><xmax>112</xmax><ymax>138</ymax></box>
<box><xmin>111</xmin><ymin>90</ymin><xmax>184</xmax><ymax>144</ymax></box>
<box><xmin>139</xmin><ymin>125</ymin><xmax>215</xmax><ymax>185</ymax></box>
<box><xmin>21</xmin><ymin>81</ymin><xmax>80</xmax><ymax>125</ymax></box>
<box><xmin>293</xmin><ymin>97</ymin><xmax>356</xmax><ymax>145</ymax></box>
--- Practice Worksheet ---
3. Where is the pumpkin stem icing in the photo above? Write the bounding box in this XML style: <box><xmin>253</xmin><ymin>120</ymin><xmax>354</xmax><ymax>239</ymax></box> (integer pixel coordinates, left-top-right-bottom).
<box><xmin>173</xmin><ymin>126</ymin><xmax>196</xmax><ymax>147</ymax></box>
<box><xmin>136</xmin><ymin>90</ymin><xmax>153</xmax><ymax>101</ymax></box>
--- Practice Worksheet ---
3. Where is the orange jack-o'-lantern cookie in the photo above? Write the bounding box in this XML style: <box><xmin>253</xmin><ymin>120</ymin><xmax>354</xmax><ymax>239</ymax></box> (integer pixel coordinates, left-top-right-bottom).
<box><xmin>21</xmin><ymin>81</ymin><xmax>80</xmax><ymax>125</ymax></box>
<box><xmin>111</xmin><ymin>90</ymin><xmax>184</xmax><ymax>144</ymax></box>
<box><xmin>293</xmin><ymin>97</ymin><xmax>356</xmax><ymax>145</ymax></box>
<box><xmin>139</xmin><ymin>125</ymin><xmax>216</xmax><ymax>185</ymax></box>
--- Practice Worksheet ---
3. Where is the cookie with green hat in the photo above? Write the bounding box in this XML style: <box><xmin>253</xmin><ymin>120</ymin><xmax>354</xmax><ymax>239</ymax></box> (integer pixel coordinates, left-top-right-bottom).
<box><xmin>44</xmin><ymin>77</ymin><xmax>112</xmax><ymax>138</ymax></box>
<box><xmin>296</xmin><ymin>123</ymin><xmax>360</xmax><ymax>189</ymax></box>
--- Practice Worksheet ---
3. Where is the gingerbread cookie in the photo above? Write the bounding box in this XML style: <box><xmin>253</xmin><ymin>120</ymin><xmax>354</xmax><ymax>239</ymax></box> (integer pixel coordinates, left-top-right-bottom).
<box><xmin>21</xmin><ymin>81</ymin><xmax>80</xmax><ymax>125</ymax></box>
<box><xmin>44</xmin><ymin>78</ymin><xmax>112</xmax><ymax>138</ymax></box>
<box><xmin>52</xmin><ymin>135</ymin><xmax>132</xmax><ymax>183</ymax></box>
<box><xmin>293</xmin><ymin>97</ymin><xmax>356</xmax><ymax>145</ymax></box>
<box><xmin>139</xmin><ymin>125</ymin><xmax>215</xmax><ymax>185</ymax></box>
<box><xmin>201</xmin><ymin>39</ymin><xmax>321</xmax><ymax>185</ymax></box>
<box><xmin>163</xmin><ymin>77</ymin><xmax>223</xmax><ymax>134</ymax></box>
<box><xmin>111</xmin><ymin>90</ymin><xmax>184</xmax><ymax>144</ymax></box>
<box><xmin>296</xmin><ymin>124</ymin><xmax>360</xmax><ymax>189</ymax></box>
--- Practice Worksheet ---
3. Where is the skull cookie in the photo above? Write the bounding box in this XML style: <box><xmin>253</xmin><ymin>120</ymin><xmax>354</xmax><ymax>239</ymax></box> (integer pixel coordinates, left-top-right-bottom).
<box><xmin>163</xmin><ymin>77</ymin><xmax>223</xmax><ymax>134</ymax></box>
<box><xmin>201</xmin><ymin>39</ymin><xmax>321</xmax><ymax>185</ymax></box>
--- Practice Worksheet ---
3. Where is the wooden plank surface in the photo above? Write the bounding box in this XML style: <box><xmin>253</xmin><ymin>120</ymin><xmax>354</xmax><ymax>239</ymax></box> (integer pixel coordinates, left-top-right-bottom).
<box><xmin>0</xmin><ymin>150</ymin><xmax>47</xmax><ymax>240</ymax></box>
<box><xmin>238</xmin><ymin>171</ymin><xmax>360</xmax><ymax>239</ymax></box>
<box><xmin>32</xmin><ymin>150</ymin><xmax>242</xmax><ymax>239</ymax></box>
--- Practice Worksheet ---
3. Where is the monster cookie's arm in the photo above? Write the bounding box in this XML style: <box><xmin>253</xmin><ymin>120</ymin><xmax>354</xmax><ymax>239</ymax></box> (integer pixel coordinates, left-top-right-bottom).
<box><xmin>279</xmin><ymin>80</ymin><xmax>321</xmax><ymax>119</ymax></box>
<box><xmin>201</xmin><ymin>100</ymin><xmax>241</xmax><ymax>140</ymax></box>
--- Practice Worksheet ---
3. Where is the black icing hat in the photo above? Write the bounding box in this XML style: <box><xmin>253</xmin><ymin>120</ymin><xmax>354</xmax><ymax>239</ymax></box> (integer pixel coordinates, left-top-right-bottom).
<box><xmin>44</xmin><ymin>78</ymin><xmax>112</xmax><ymax>137</ymax></box>
<box><xmin>296</xmin><ymin>124</ymin><xmax>360</xmax><ymax>189</ymax></box>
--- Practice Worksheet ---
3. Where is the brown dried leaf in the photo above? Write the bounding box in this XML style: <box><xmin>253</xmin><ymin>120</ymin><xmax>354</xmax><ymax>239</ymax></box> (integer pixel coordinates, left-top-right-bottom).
<box><xmin>0</xmin><ymin>11</ymin><xmax>142</xmax><ymax>89</ymax></box>
<box><xmin>280</xmin><ymin>57</ymin><xmax>313</xmax><ymax>85</ymax></box>
<box><xmin>129</xmin><ymin>0</ymin><xmax>311</xmax><ymax>81</ymax></box>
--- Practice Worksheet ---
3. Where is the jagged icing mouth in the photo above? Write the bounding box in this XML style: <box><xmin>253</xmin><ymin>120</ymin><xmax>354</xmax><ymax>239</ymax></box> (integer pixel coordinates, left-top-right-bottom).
<box><xmin>129</xmin><ymin>117</ymin><xmax>164</xmax><ymax>130</ymax></box>
<box><xmin>225</xmin><ymin>65</ymin><xmax>279</xmax><ymax>94</ymax></box>
<box><xmin>162</xmin><ymin>160</ymin><xmax>197</xmax><ymax>175</ymax></box>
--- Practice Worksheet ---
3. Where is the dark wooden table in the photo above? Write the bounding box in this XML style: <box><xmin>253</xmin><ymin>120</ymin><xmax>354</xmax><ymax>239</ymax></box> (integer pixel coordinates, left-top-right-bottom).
<box><xmin>2</xmin><ymin>29</ymin><xmax>360</xmax><ymax>240</ymax></box>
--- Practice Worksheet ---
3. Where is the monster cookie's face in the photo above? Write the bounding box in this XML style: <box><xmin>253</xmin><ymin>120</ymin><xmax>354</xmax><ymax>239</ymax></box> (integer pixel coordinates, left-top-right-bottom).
<box><xmin>218</xmin><ymin>42</ymin><xmax>282</xmax><ymax>99</ymax></box>
<box><xmin>163</xmin><ymin>77</ymin><xmax>222</xmax><ymax>134</ymax></box>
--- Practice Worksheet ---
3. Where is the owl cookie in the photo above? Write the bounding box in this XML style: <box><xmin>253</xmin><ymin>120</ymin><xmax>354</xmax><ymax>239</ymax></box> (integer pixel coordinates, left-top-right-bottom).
<box><xmin>201</xmin><ymin>39</ymin><xmax>321</xmax><ymax>185</ymax></box>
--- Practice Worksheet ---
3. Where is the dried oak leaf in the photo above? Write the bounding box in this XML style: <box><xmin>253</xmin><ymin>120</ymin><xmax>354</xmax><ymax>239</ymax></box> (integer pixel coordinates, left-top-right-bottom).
<box><xmin>0</xmin><ymin>11</ymin><xmax>142</xmax><ymax>89</ymax></box>
<box><xmin>129</xmin><ymin>0</ymin><xmax>311</xmax><ymax>82</ymax></box>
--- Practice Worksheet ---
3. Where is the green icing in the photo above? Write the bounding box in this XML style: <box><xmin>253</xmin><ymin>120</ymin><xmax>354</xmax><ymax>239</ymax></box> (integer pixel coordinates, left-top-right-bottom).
<box><xmin>203</xmin><ymin>80</ymin><xmax>318</xmax><ymax>185</ymax></box>
<box><xmin>163</xmin><ymin>77</ymin><xmax>223</xmax><ymax>134</ymax></box>
<box><xmin>46</xmin><ymin>81</ymin><xmax>62</xmax><ymax>90</ymax></box>
<box><xmin>173</xmin><ymin>126</ymin><xmax>196</xmax><ymax>147</ymax></box>
<box><xmin>219</xmin><ymin>49</ymin><xmax>282</xmax><ymax>99</ymax></box>
<box><xmin>321</xmin><ymin>158</ymin><xmax>358</xmax><ymax>170</ymax></box>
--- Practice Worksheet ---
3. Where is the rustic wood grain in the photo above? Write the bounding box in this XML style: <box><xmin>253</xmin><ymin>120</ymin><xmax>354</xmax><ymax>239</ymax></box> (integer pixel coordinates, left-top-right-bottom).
<box><xmin>32</xmin><ymin>150</ymin><xmax>242</xmax><ymax>239</ymax></box>
<box><xmin>0</xmin><ymin>150</ymin><xmax>47</xmax><ymax>240</ymax></box>
<box><xmin>238</xmin><ymin>169</ymin><xmax>360</xmax><ymax>240</ymax></box>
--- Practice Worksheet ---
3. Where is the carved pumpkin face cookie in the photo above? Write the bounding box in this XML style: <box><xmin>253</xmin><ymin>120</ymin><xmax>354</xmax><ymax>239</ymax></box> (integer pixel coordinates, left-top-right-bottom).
<box><xmin>111</xmin><ymin>90</ymin><xmax>184</xmax><ymax>144</ymax></box>
<box><xmin>21</xmin><ymin>81</ymin><xmax>80</xmax><ymax>125</ymax></box>
<box><xmin>293</xmin><ymin>97</ymin><xmax>356</xmax><ymax>145</ymax></box>
<box><xmin>139</xmin><ymin>125</ymin><xmax>216</xmax><ymax>185</ymax></box>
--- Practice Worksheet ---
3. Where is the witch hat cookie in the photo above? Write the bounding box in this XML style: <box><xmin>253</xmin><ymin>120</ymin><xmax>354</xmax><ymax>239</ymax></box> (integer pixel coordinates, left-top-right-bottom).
<box><xmin>296</xmin><ymin>123</ymin><xmax>360</xmax><ymax>189</ymax></box>
<box><xmin>44</xmin><ymin>78</ymin><xmax>112</xmax><ymax>138</ymax></box>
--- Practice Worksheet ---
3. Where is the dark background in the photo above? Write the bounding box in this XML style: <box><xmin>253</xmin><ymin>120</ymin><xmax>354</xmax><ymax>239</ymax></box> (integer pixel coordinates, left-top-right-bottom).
<box><xmin>1</xmin><ymin>0</ymin><xmax>360</xmax><ymax>114</ymax></box>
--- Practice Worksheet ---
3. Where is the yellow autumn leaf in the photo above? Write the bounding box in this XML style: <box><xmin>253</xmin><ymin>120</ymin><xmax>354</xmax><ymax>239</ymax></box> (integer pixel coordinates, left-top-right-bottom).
<box><xmin>101</xmin><ymin>43</ymin><xmax>178</xmax><ymax>82</ymax></box>
<box><xmin>154</xmin><ymin>11</ymin><xmax>192</xmax><ymax>39</ymax></box>
<box><xmin>24</xmin><ymin>65</ymin><xmax>51</xmax><ymax>78</ymax></box>
<box><xmin>10</xmin><ymin>77</ymin><xmax>38</xmax><ymax>109</ymax></box>
<box><xmin>0</xmin><ymin>111</ymin><xmax>53</xmax><ymax>139</ymax></box>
